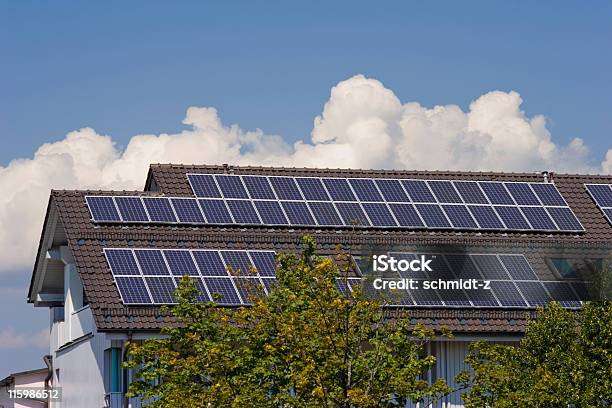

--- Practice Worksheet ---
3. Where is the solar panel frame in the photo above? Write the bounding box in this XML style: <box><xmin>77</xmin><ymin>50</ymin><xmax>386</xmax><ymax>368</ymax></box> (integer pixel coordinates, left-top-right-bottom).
<box><xmin>388</xmin><ymin>203</ymin><xmax>426</xmax><ymax>228</ymax></box>
<box><xmin>220</xmin><ymin>250</ymin><xmax>257</xmax><ymax>276</ymax></box>
<box><xmin>489</xmin><ymin>281</ymin><xmax>527</xmax><ymax>307</ymax></box>
<box><xmin>241</xmin><ymin>176</ymin><xmax>276</xmax><ymax>199</ymax></box>
<box><xmin>295</xmin><ymin>177</ymin><xmax>331</xmax><ymax>201</ymax></box>
<box><xmin>408</xmin><ymin>281</ymin><xmax>445</xmax><ymax>306</ymax></box>
<box><xmin>361</xmin><ymin>202</ymin><xmax>397</xmax><ymax>227</ymax></box>
<box><xmin>86</xmin><ymin>196</ymin><xmax>122</xmax><ymax>222</ymax></box>
<box><xmin>198</xmin><ymin>199</ymin><xmax>234</xmax><ymax>224</ymax></box>
<box><xmin>145</xmin><ymin>276</ymin><xmax>177</xmax><ymax>304</ymax></box>
<box><xmin>471</xmin><ymin>255</ymin><xmax>511</xmax><ymax>280</ymax></box>
<box><xmin>401</xmin><ymin>180</ymin><xmax>437</xmax><ymax>203</ymax></box>
<box><xmin>520</xmin><ymin>206</ymin><xmax>558</xmax><ymax>231</ymax></box>
<box><xmin>375</xmin><ymin>179</ymin><xmax>411</xmax><ymax>202</ymax></box>
<box><xmin>441</xmin><ymin>204</ymin><xmax>479</xmax><ymax>229</ymax></box>
<box><xmin>280</xmin><ymin>201</ymin><xmax>316</xmax><ymax>225</ymax></box>
<box><xmin>170</xmin><ymin>198</ymin><xmax>206</xmax><ymax>223</ymax></box>
<box><xmin>494</xmin><ymin>206</ymin><xmax>531</xmax><ymax>230</ymax></box>
<box><xmin>268</xmin><ymin>176</ymin><xmax>304</xmax><ymax>200</ymax></box>
<box><xmin>585</xmin><ymin>183</ymin><xmax>612</xmax><ymax>207</ymax></box>
<box><xmin>515</xmin><ymin>281</ymin><xmax>550</xmax><ymax>307</ymax></box>
<box><xmin>335</xmin><ymin>202</ymin><xmax>371</xmax><ymax>226</ymax></box>
<box><xmin>203</xmin><ymin>277</ymin><xmax>242</xmax><ymax>305</ymax></box>
<box><xmin>234</xmin><ymin>277</ymin><xmax>266</xmax><ymax>304</ymax></box>
<box><xmin>163</xmin><ymin>250</ymin><xmax>200</xmax><ymax>277</ymax></box>
<box><xmin>546</xmin><ymin>206</ymin><xmax>584</xmax><ymax>232</ymax></box>
<box><xmin>104</xmin><ymin>249</ymin><xmax>141</xmax><ymax>276</ymax></box>
<box><xmin>542</xmin><ymin>281</ymin><xmax>581</xmax><ymax>308</ymax></box>
<box><xmin>114</xmin><ymin>196</ymin><xmax>149</xmax><ymax>222</ymax></box>
<box><xmin>505</xmin><ymin>182</ymin><xmax>541</xmax><ymax>206</ymax></box>
<box><xmin>530</xmin><ymin>183</ymin><xmax>567</xmax><ymax>206</ymax></box>
<box><xmin>348</xmin><ymin>178</ymin><xmax>384</xmax><ymax>202</ymax></box>
<box><xmin>187</xmin><ymin>174</ymin><xmax>222</xmax><ymax>198</ymax></box>
<box><xmin>414</xmin><ymin>204</ymin><xmax>452</xmax><ymax>228</ymax></box>
<box><xmin>308</xmin><ymin>201</ymin><xmax>343</xmax><ymax>226</ymax></box>
<box><xmin>479</xmin><ymin>182</ymin><xmax>515</xmax><ymax>205</ymax></box>
<box><xmin>115</xmin><ymin>276</ymin><xmax>153</xmax><ymax>304</ymax></box>
<box><xmin>192</xmin><ymin>250</ymin><xmax>229</xmax><ymax>277</ymax></box>
<box><xmin>498</xmin><ymin>255</ymin><xmax>538</xmax><ymax>280</ymax></box>
<box><xmin>453</xmin><ymin>181</ymin><xmax>489</xmax><ymax>204</ymax></box>
<box><xmin>253</xmin><ymin>200</ymin><xmax>289</xmax><ymax>225</ymax></box>
<box><xmin>215</xmin><ymin>175</ymin><xmax>250</xmax><ymax>199</ymax></box>
<box><xmin>427</xmin><ymin>180</ymin><xmax>463</xmax><ymax>204</ymax></box>
<box><xmin>248</xmin><ymin>251</ymin><xmax>277</xmax><ymax>277</ymax></box>
<box><xmin>467</xmin><ymin>205</ymin><xmax>506</xmax><ymax>229</ymax></box>
<box><xmin>134</xmin><ymin>249</ymin><xmax>171</xmax><ymax>276</ymax></box>
<box><xmin>226</xmin><ymin>200</ymin><xmax>262</xmax><ymax>224</ymax></box>
<box><xmin>142</xmin><ymin>197</ymin><xmax>177</xmax><ymax>223</ymax></box>
<box><xmin>322</xmin><ymin>178</ymin><xmax>358</xmax><ymax>201</ymax></box>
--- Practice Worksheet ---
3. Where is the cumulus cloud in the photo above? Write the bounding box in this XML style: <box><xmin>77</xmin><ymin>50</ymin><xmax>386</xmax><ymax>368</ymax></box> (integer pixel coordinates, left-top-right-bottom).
<box><xmin>0</xmin><ymin>327</ymin><xmax>48</xmax><ymax>350</ymax></box>
<box><xmin>0</xmin><ymin>74</ymin><xmax>610</xmax><ymax>273</ymax></box>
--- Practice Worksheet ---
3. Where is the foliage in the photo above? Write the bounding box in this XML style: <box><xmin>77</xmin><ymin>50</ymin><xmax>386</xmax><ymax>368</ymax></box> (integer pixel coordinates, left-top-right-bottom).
<box><xmin>125</xmin><ymin>236</ymin><xmax>452</xmax><ymax>407</ymax></box>
<box><xmin>458</xmin><ymin>301</ymin><xmax>612</xmax><ymax>408</ymax></box>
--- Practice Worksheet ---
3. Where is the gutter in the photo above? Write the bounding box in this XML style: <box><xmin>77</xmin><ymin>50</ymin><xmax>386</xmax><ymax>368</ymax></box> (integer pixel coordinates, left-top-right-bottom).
<box><xmin>43</xmin><ymin>355</ymin><xmax>53</xmax><ymax>408</ymax></box>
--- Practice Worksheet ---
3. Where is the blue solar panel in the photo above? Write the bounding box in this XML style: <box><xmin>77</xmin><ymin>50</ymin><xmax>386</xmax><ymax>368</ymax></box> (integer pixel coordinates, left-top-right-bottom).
<box><xmin>465</xmin><ymin>286</ymin><xmax>500</xmax><ymax>307</ymax></box>
<box><xmin>115</xmin><ymin>197</ymin><xmax>149</xmax><ymax>222</ymax></box>
<box><xmin>471</xmin><ymin>255</ymin><xmax>510</xmax><ymax>279</ymax></box>
<box><xmin>188</xmin><ymin>174</ymin><xmax>222</xmax><ymax>198</ymax></box>
<box><xmin>375</xmin><ymin>179</ymin><xmax>410</xmax><ymax>202</ymax></box>
<box><xmin>442</xmin><ymin>205</ymin><xmax>478</xmax><ymax>229</ymax></box>
<box><xmin>604</xmin><ymin>208</ymin><xmax>612</xmax><ymax>223</ymax></box>
<box><xmin>585</xmin><ymin>184</ymin><xmax>612</xmax><ymax>207</ymax></box>
<box><xmin>180</xmin><ymin>277</ymin><xmax>211</xmax><ymax>302</ymax></box>
<box><xmin>269</xmin><ymin>177</ymin><xmax>303</xmax><ymax>200</ymax></box>
<box><xmin>146</xmin><ymin>276</ymin><xmax>177</xmax><ymax>303</ymax></box>
<box><xmin>543</xmin><ymin>281</ymin><xmax>581</xmax><ymax>308</ymax></box>
<box><xmin>530</xmin><ymin>183</ymin><xmax>567</xmax><ymax>206</ymax></box>
<box><xmin>437</xmin><ymin>285</ymin><xmax>472</xmax><ymax>306</ymax></box>
<box><xmin>388</xmin><ymin>203</ymin><xmax>424</xmax><ymax>227</ymax></box>
<box><xmin>494</xmin><ymin>206</ymin><xmax>530</xmax><ymax>230</ymax></box>
<box><xmin>444</xmin><ymin>255</ymin><xmax>483</xmax><ymax>279</ymax></box>
<box><xmin>520</xmin><ymin>206</ymin><xmax>557</xmax><ymax>230</ymax></box>
<box><xmin>479</xmin><ymin>182</ymin><xmax>515</xmax><ymax>205</ymax></box>
<box><xmin>308</xmin><ymin>202</ymin><xmax>343</xmax><ymax>226</ymax></box>
<box><xmin>570</xmin><ymin>282</ymin><xmax>591</xmax><ymax>302</ymax></box>
<box><xmin>453</xmin><ymin>181</ymin><xmax>488</xmax><ymax>204</ymax></box>
<box><xmin>134</xmin><ymin>250</ymin><xmax>170</xmax><ymax>275</ymax></box>
<box><xmin>424</xmin><ymin>254</ymin><xmax>455</xmax><ymax>279</ymax></box>
<box><xmin>249</xmin><ymin>251</ymin><xmax>276</xmax><ymax>277</ymax></box>
<box><xmin>261</xmin><ymin>277</ymin><xmax>278</xmax><ymax>294</ymax></box>
<box><xmin>546</xmin><ymin>207</ymin><xmax>583</xmax><ymax>231</ymax></box>
<box><xmin>388</xmin><ymin>253</ymin><xmax>429</xmax><ymax>279</ymax></box>
<box><xmin>253</xmin><ymin>201</ymin><xmax>288</xmax><ymax>225</ymax></box>
<box><xmin>348</xmin><ymin>179</ymin><xmax>383</xmax><ymax>202</ymax></box>
<box><xmin>428</xmin><ymin>181</ymin><xmax>463</xmax><ymax>203</ymax></box>
<box><xmin>335</xmin><ymin>202</ymin><xmax>370</xmax><ymax>226</ymax></box>
<box><xmin>192</xmin><ymin>251</ymin><xmax>228</xmax><ymax>276</ymax></box>
<box><xmin>490</xmin><ymin>281</ymin><xmax>527</xmax><ymax>307</ymax></box>
<box><xmin>415</xmin><ymin>204</ymin><xmax>451</xmax><ymax>228</ymax></box>
<box><xmin>170</xmin><ymin>198</ymin><xmax>205</xmax><ymax>223</ymax></box>
<box><xmin>409</xmin><ymin>282</ymin><xmax>444</xmax><ymax>306</ymax></box>
<box><xmin>401</xmin><ymin>180</ymin><xmax>436</xmax><ymax>203</ymax></box>
<box><xmin>163</xmin><ymin>250</ymin><xmax>200</xmax><ymax>276</ymax></box>
<box><xmin>203</xmin><ymin>277</ymin><xmax>242</xmax><ymax>304</ymax></box>
<box><xmin>215</xmin><ymin>175</ymin><xmax>249</xmax><ymax>199</ymax></box>
<box><xmin>295</xmin><ymin>178</ymin><xmax>330</xmax><ymax>201</ymax></box>
<box><xmin>105</xmin><ymin>249</ymin><xmax>141</xmax><ymax>275</ymax></box>
<box><xmin>226</xmin><ymin>200</ymin><xmax>261</xmax><ymax>224</ymax></box>
<box><xmin>506</xmin><ymin>183</ymin><xmax>540</xmax><ymax>206</ymax></box>
<box><xmin>468</xmin><ymin>205</ymin><xmax>505</xmax><ymax>229</ymax></box>
<box><xmin>516</xmin><ymin>281</ymin><xmax>549</xmax><ymax>307</ymax></box>
<box><xmin>361</xmin><ymin>203</ymin><xmax>397</xmax><ymax>227</ymax></box>
<box><xmin>241</xmin><ymin>176</ymin><xmax>276</xmax><ymax>199</ymax></box>
<box><xmin>86</xmin><ymin>196</ymin><xmax>121</xmax><ymax>221</ymax></box>
<box><xmin>335</xmin><ymin>279</ymin><xmax>351</xmax><ymax>295</ymax></box>
<box><xmin>221</xmin><ymin>251</ymin><xmax>255</xmax><ymax>276</ymax></box>
<box><xmin>498</xmin><ymin>255</ymin><xmax>538</xmax><ymax>280</ymax></box>
<box><xmin>115</xmin><ymin>277</ymin><xmax>152</xmax><ymax>304</ymax></box>
<box><xmin>198</xmin><ymin>199</ymin><xmax>234</xmax><ymax>223</ymax></box>
<box><xmin>322</xmin><ymin>178</ymin><xmax>356</xmax><ymax>201</ymax></box>
<box><xmin>281</xmin><ymin>201</ymin><xmax>315</xmax><ymax>225</ymax></box>
<box><xmin>143</xmin><ymin>197</ymin><xmax>177</xmax><ymax>222</ymax></box>
<box><xmin>234</xmin><ymin>277</ymin><xmax>265</xmax><ymax>304</ymax></box>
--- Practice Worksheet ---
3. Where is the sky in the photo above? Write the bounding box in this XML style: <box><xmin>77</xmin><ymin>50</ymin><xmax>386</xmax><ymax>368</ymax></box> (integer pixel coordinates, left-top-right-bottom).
<box><xmin>1</xmin><ymin>1</ymin><xmax>612</xmax><ymax>377</ymax></box>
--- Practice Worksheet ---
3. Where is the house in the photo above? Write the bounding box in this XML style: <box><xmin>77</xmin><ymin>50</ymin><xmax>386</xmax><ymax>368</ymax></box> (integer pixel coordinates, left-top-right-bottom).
<box><xmin>0</xmin><ymin>368</ymin><xmax>49</xmax><ymax>408</ymax></box>
<box><xmin>27</xmin><ymin>164</ymin><xmax>611</xmax><ymax>408</ymax></box>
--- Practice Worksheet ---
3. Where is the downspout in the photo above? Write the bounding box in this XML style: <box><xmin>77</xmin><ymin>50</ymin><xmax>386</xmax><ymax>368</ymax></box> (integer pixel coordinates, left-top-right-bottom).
<box><xmin>43</xmin><ymin>354</ymin><xmax>53</xmax><ymax>408</ymax></box>
<box><xmin>123</xmin><ymin>331</ymin><xmax>133</xmax><ymax>408</ymax></box>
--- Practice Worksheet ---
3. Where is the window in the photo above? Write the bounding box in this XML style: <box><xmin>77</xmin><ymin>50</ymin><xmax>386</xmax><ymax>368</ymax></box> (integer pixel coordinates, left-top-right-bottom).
<box><xmin>82</xmin><ymin>287</ymin><xmax>89</xmax><ymax>307</ymax></box>
<box><xmin>548</xmin><ymin>258</ymin><xmax>579</xmax><ymax>279</ymax></box>
<box><xmin>52</xmin><ymin>306</ymin><xmax>65</xmax><ymax>323</ymax></box>
<box><xmin>104</xmin><ymin>348</ymin><xmax>122</xmax><ymax>394</ymax></box>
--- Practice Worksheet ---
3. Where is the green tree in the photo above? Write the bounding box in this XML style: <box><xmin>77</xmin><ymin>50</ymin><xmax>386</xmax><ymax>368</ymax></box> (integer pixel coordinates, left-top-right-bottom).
<box><xmin>125</xmin><ymin>236</ymin><xmax>452</xmax><ymax>407</ymax></box>
<box><xmin>457</xmin><ymin>301</ymin><xmax>612</xmax><ymax>407</ymax></box>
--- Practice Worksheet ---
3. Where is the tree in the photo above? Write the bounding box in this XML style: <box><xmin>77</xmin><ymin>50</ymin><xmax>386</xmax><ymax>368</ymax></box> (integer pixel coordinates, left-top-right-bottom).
<box><xmin>457</xmin><ymin>301</ymin><xmax>612</xmax><ymax>407</ymax></box>
<box><xmin>125</xmin><ymin>236</ymin><xmax>452</xmax><ymax>407</ymax></box>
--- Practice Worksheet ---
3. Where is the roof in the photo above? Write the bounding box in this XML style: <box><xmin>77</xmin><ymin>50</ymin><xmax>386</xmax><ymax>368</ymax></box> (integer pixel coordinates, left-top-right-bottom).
<box><xmin>0</xmin><ymin>368</ymin><xmax>47</xmax><ymax>387</ymax></box>
<box><xmin>30</xmin><ymin>164</ymin><xmax>612</xmax><ymax>334</ymax></box>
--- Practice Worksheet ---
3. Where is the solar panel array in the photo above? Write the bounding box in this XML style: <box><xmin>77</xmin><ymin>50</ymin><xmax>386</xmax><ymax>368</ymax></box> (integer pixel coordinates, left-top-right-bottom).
<box><xmin>585</xmin><ymin>184</ymin><xmax>612</xmax><ymax>225</ymax></box>
<box><xmin>105</xmin><ymin>248</ymin><xmax>589</xmax><ymax>308</ymax></box>
<box><xmin>86</xmin><ymin>174</ymin><xmax>584</xmax><ymax>233</ymax></box>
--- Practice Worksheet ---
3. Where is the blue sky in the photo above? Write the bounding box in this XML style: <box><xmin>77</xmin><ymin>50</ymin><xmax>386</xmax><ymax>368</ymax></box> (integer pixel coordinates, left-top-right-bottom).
<box><xmin>1</xmin><ymin>1</ymin><xmax>612</xmax><ymax>376</ymax></box>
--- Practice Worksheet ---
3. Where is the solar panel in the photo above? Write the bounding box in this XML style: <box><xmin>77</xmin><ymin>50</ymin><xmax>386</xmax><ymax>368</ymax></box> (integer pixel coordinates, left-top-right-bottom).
<box><xmin>468</xmin><ymin>205</ymin><xmax>505</xmax><ymax>229</ymax></box>
<box><xmin>269</xmin><ymin>177</ymin><xmax>303</xmax><ymax>200</ymax></box>
<box><xmin>543</xmin><ymin>281</ymin><xmax>581</xmax><ymax>308</ymax></box>
<box><xmin>143</xmin><ymin>197</ymin><xmax>177</xmax><ymax>222</ymax></box>
<box><xmin>585</xmin><ymin>184</ymin><xmax>612</xmax><ymax>207</ymax></box>
<box><xmin>546</xmin><ymin>207</ymin><xmax>583</xmax><ymax>231</ymax></box>
<box><xmin>242</xmin><ymin>176</ymin><xmax>276</xmax><ymax>199</ymax></box>
<box><xmin>115</xmin><ymin>277</ymin><xmax>152</xmax><ymax>304</ymax></box>
<box><xmin>114</xmin><ymin>197</ymin><xmax>149</xmax><ymax>222</ymax></box>
<box><xmin>409</xmin><ymin>282</ymin><xmax>444</xmax><ymax>306</ymax></box>
<box><xmin>226</xmin><ymin>200</ymin><xmax>261</xmax><ymax>224</ymax></box>
<box><xmin>249</xmin><ymin>251</ymin><xmax>276</xmax><ymax>277</ymax></box>
<box><xmin>386</xmin><ymin>288</ymin><xmax>414</xmax><ymax>306</ymax></box>
<box><xmin>182</xmin><ymin>277</ymin><xmax>211</xmax><ymax>302</ymax></box>
<box><xmin>349</xmin><ymin>179</ymin><xmax>383</xmax><ymax>202</ymax></box>
<box><xmin>428</xmin><ymin>181</ymin><xmax>463</xmax><ymax>203</ymax></box>
<box><xmin>375</xmin><ymin>179</ymin><xmax>410</xmax><ymax>202</ymax></box>
<box><xmin>86</xmin><ymin>196</ymin><xmax>121</xmax><ymax>221</ymax></box>
<box><xmin>415</xmin><ymin>204</ymin><xmax>451</xmax><ymax>228</ymax></box>
<box><xmin>505</xmin><ymin>183</ymin><xmax>540</xmax><ymax>205</ymax></box>
<box><xmin>145</xmin><ymin>277</ymin><xmax>177</xmax><ymax>304</ymax></box>
<box><xmin>215</xmin><ymin>175</ymin><xmax>249</xmax><ymax>199</ymax></box>
<box><xmin>453</xmin><ymin>181</ymin><xmax>488</xmax><ymax>204</ymax></box>
<box><xmin>490</xmin><ymin>281</ymin><xmax>526</xmax><ymax>307</ymax></box>
<box><xmin>188</xmin><ymin>174</ymin><xmax>222</xmax><ymax>198</ymax></box>
<box><xmin>570</xmin><ymin>282</ymin><xmax>592</xmax><ymax>302</ymax></box>
<box><xmin>170</xmin><ymin>198</ymin><xmax>205</xmax><ymax>223</ymax></box>
<box><xmin>471</xmin><ymin>255</ymin><xmax>510</xmax><ymax>279</ymax></box>
<box><xmin>424</xmin><ymin>254</ymin><xmax>455</xmax><ymax>279</ymax></box>
<box><xmin>442</xmin><ymin>205</ymin><xmax>478</xmax><ymax>229</ymax></box>
<box><xmin>494</xmin><ymin>206</ymin><xmax>531</xmax><ymax>230</ymax></box>
<box><xmin>335</xmin><ymin>279</ymin><xmax>351</xmax><ymax>295</ymax></box>
<box><xmin>308</xmin><ymin>202</ymin><xmax>343</xmax><ymax>226</ymax></box>
<box><xmin>388</xmin><ymin>253</ymin><xmax>429</xmax><ymax>279</ymax></box>
<box><xmin>203</xmin><ymin>277</ymin><xmax>242</xmax><ymax>305</ymax></box>
<box><xmin>498</xmin><ymin>255</ymin><xmax>538</xmax><ymax>280</ymax></box>
<box><xmin>296</xmin><ymin>178</ymin><xmax>330</xmax><ymax>201</ymax></box>
<box><xmin>530</xmin><ymin>183</ymin><xmax>567</xmax><ymax>206</ymax></box>
<box><xmin>322</xmin><ymin>178</ymin><xmax>357</xmax><ymax>201</ymax></box>
<box><xmin>520</xmin><ymin>206</ymin><xmax>557</xmax><ymax>230</ymax></box>
<box><xmin>134</xmin><ymin>250</ymin><xmax>170</xmax><ymax>275</ymax></box>
<box><xmin>436</xmin><ymin>286</ymin><xmax>472</xmax><ymax>306</ymax></box>
<box><xmin>515</xmin><ymin>281</ymin><xmax>549</xmax><ymax>307</ymax></box>
<box><xmin>361</xmin><ymin>203</ymin><xmax>397</xmax><ymax>227</ymax></box>
<box><xmin>253</xmin><ymin>201</ymin><xmax>288</xmax><ymax>225</ymax></box>
<box><xmin>401</xmin><ymin>180</ymin><xmax>436</xmax><ymax>203</ymax></box>
<box><xmin>388</xmin><ymin>203</ymin><xmax>425</xmax><ymax>227</ymax></box>
<box><xmin>444</xmin><ymin>254</ymin><xmax>483</xmax><ymax>279</ymax></box>
<box><xmin>604</xmin><ymin>208</ymin><xmax>612</xmax><ymax>223</ymax></box>
<box><xmin>163</xmin><ymin>250</ymin><xmax>200</xmax><ymax>276</ymax></box>
<box><xmin>261</xmin><ymin>277</ymin><xmax>278</xmax><ymax>294</ymax></box>
<box><xmin>234</xmin><ymin>277</ymin><xmax>265</xmax><ymax>304</ymax></box>
<box><xmin>479</xmin><ymin>182</ymin><xmax>515</xmax><ymax>205</ymax></box>
<box><xmin>105</xmin><ymin>249</ymin><xmax>141</xmax><ymax>275</ymax></box>
<box><xmin>192</xmin><ymin>251</ymin><xmax>228</xmax><ymax>276</ymax></box>
<box><xmin>198</xmin><ymin>199</ymin><xmax>233</xmax><ymax>224</ymax></box>
<box><xmin>221</xmin><ymin>251</ymin><xmax>255</xmax><ymax>276</ymax></box>
<box><xmin>280</xmin><ymin>201</ymin><xmax>316</xmax><ymax>225</ymax></box>
<box><xmin>465</xmin><ymin>286</ymin><xmax>500</xmax><ymax>307</ymax></box>
<box><xmin>335</xmin><ymin>202</ymin><xmax>370</xmax><ymax>226</ymax></box>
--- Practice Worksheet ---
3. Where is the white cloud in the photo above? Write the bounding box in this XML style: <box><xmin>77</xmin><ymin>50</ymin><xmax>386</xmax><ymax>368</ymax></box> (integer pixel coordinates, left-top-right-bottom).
<box><xmin>0</xmin><ymin>74</ymin><xmax>610</xmax><ymax>273</ymax></box>
<box><xmin>0</xmin><ymin>327</ymin><xmax>48</xmax><ymax>350</ymax></box>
